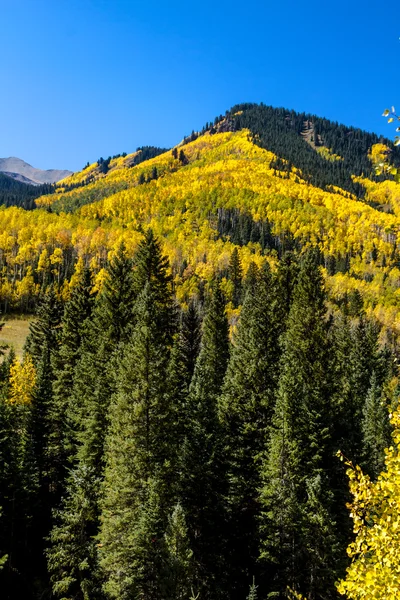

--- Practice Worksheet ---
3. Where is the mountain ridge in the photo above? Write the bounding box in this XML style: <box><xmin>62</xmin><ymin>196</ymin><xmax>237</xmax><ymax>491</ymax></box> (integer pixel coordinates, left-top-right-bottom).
<box><xmin>0</xmin><ymin>103</ymin><xmax>399</xmax><ymax>338</ymax></box>
<box><xmin>0</xmin><ymin>156</ymin><xmax>72</xmax><ymax>185</ymax></box>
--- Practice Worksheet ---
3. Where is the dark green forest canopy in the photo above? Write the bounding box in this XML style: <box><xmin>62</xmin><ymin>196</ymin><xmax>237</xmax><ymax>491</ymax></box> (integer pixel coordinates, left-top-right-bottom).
<box><xmin>226</xmin><ymin>103</ymin><xmax>400</xmax><ymax>198</ymax></box>
<box><xmin>0</xmin><ymin>173</ymin><xmax>54</xmax><ymax>210</ymax></box>
<box><xmin>0</xmin><ymin>234</ymin><xmax>395</xmax><ymax>600</ymax></box>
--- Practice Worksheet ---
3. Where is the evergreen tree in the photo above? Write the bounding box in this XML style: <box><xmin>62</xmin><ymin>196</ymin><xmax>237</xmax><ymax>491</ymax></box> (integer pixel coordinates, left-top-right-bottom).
<box><xmin>133</xmin><ymin>229</ymin><xmax>174</xmax><ymax>336</ymax></box>
<box><xmin>332</xmin><ymin>314</ymin><xmax>381</xmax><ymax>464</ymax></box>
<box><xmin>99</xmin><ymin>282</ymin><xmax>173</xmax><ymax>599</ymax></box>
<box><xmin>0</xmin><ymin>383</ymin><xmax>38</xmax><ymax>598</ymax></box>
<box><xmin>273</xmin><ymin>251</ymin><xmax>299</xmax><ymax>337</ymax></box>
<box><xmin>48</xmin><ymin>245</ymin><xmax>140</xmax><ymax>599</ymax></box>
<box><xmin>246</xmin><ymin>578</ymin><xmax>258</xmax><ymax>600</ymax></box>
<box><xmin>49</xmin><ymin>268</ymin><xmax>94</xmax><ymax>499</ymax></box>
<box><xmin>260</xmin><ymin>250</ymin><xmax>340</xmax><ymax>599</ymax></box>
<box><xmin>362</xmin><ymin>372</ymin><xmax>391</xmax><ymax>480</ymax></box>
<box><xmin>180</xmin><ymin>300</ymin><xmax>202</xmax><ymax>381</ymax></box>
<box><xmin>228</xmin><ymin>248</ymin><xmax>243</xmax><ymax>308</ymax></box>
<box><xmin>24</xmin><ymin>287</ymin><xmax>62</xmax><ymax>365</ymax></box>
<box><xmin>98</xmin><ymin>242</ymin><xmax>136</xmax><ymax>344</ymax></box>
<box><xmin>180</xmin><ymin>282</ymin><xmax>230</xmax><ymax>599</ymax></box>
<box><xmin>164</xmin><ymin>503</ymin><xmax>194</xmax><ymax>600</ymax></box>
<box><xmin>219</xmin><ymin>264</ymin><xmax>280</xmax><ymax>597</ymax></box>
<box><xmin>47</xmin><ymin>465</ymin><xmax>103</xmax><ymax>600</ymax></box>
<box><xmin>243</xmin><ymin>261</ymin><xmax>259</xmax><ymax>297</ymax></box>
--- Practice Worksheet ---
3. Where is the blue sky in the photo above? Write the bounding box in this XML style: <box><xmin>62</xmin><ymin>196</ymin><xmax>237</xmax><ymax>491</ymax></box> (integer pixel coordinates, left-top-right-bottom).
<box><xmin>0</xmin><ymin>0</ymin><xmax>399</xmax><ymax>171</ymax></box>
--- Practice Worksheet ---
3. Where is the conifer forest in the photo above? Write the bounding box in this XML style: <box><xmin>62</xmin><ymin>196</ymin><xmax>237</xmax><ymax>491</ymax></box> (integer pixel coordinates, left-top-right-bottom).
<box><xmin>1</xmin><ymin>104</ymin><xmax>400</xmax><ymax>599</ymax></box>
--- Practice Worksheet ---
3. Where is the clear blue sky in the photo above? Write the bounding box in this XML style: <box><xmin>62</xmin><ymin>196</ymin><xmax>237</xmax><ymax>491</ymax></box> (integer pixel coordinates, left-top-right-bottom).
<box><xmin>1</xmin><ymin>0</ymin><xmax>399</xmax><ymax>171</ymax></box>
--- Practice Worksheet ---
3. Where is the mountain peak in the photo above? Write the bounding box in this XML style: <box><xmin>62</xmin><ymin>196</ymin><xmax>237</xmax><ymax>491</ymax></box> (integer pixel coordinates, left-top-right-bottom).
<box><xmin>0</xmin><ymin>157</ymin><xmax>73</xmax><ymax>185</ymax></box>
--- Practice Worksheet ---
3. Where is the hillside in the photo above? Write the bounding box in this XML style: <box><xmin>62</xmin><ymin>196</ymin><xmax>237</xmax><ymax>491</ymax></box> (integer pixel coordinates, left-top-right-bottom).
<box><xmin>0</xmin><ymin>157</ymin><xmax>72</xmax><ymax>185</ymax></box>
<box><xmin>0</xmin><ymin>104</ymin><xmax>400</xmax><ymax>335</ymax></box>
<box><xmin>1</xmin><ymin>104</ymin><xmax>400</xmax><ymax>600</ymax></box>
<box><xmin>0</xmin><ymin>172</ymin><xmax>54</xmax><ymax>210</ymax></box>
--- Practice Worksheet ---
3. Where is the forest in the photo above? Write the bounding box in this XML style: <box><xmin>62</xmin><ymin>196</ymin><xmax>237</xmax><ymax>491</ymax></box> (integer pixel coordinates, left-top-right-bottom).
<box><xmin>2</xmin><ymin>121</ymin><xmax>400</xmax><ymax>339</ymax></box>
<box><xmin>0</xmin><ymin>229</ymin><xmax>397</xmax><ymax>599</ymax></box>
<box><xmin>1</xmin><ymin>104</ymin><xmax>400</xmax><ymax>599</ymax></box>
<box><xmin>0</xmin><ymin>173</ymin><xmax>54</xmax><ymax>210</ymax></box>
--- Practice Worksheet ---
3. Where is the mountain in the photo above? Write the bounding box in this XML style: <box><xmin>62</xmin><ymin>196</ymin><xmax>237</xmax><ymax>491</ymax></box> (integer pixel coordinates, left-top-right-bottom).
<box><xmin>0</xmin><ymin>172</ymin><xmax>54</xmax><ymax>210</ymax></box>
<box><xmin>0</xmin><ymin>103</ymin><xmax>399</xmax><ymax>335</ymax></box>
<box><xmin>0</xmin><ymin>157</ymin><xmax>72</xmax><ymax>185</ymax></box>
<box><xmin>1</xmin><ymin>104</ymin><xmax>400</xmax><ymax>599</ymax></box>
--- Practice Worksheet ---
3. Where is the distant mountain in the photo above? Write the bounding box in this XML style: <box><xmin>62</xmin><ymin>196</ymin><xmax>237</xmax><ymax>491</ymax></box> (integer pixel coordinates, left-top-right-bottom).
<box><xmin>0</xmin><ymin>157</ymin><xmax>72</xmax><ymax>185</ymax></box>
<box><xmin>0</xmin><ymin>172</ymin><xmax>54</xmax><ymax>210</ymax></box>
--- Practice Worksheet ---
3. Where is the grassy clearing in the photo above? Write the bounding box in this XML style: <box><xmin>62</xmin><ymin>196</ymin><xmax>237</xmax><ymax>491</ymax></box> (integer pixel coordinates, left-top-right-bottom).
<box><xmin>0</xmin><ymin>316</ymin><xmax>32</xmax><ymax>359</ymax></box>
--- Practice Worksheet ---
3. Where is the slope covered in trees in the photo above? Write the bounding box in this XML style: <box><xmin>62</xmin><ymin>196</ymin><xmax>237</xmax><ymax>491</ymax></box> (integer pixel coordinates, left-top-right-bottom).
<box><xmin>0</xmin><ymin>173</ymin><xmax>54</xmax><ymax>210</ymax></box>
<box><xmin>228</xmin><ymin>103</ymin><xmax>400</xmax><ymax>197</ymax></box>
<box><xmin>0</xmin><ymin>231</ymin><xmax>397</xmax><ymax>600</ymax></box>
<box><xmin>0</xmin><ymin>110</ymin><xmax>399</xmax><ymax>339</ymax></box>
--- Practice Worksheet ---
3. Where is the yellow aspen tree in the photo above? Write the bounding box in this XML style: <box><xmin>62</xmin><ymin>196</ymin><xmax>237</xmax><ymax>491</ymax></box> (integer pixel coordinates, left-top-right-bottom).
<box><xmin>337</xmin><ymin>408</ymin><xmax>400</xmax><ymax>599</ymax></box>
<box><xmin>8</xmin><ymin>355</ymin><xmax>36</xmax><ymax>405</ymax></box>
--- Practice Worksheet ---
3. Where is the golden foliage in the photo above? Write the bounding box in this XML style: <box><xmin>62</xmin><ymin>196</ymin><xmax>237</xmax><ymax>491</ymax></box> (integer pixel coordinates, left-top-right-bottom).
<box><xmin>0</xmin><ymin>131</ymin><xmax>399</xmax><ymax>333</ymax></box>
<box><xmin>337</xmin><ymin>406</ymin><xmax>400</xmax><ymax>598</ymax></box>
<box><xmin>8</xmin><ymin>355</ymin><xmax>36</xmax><ymax>405</ymax></box>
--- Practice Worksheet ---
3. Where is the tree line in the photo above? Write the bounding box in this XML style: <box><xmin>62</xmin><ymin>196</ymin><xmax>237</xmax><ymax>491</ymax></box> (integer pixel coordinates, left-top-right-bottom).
<box><xmin>0</xmin><ymin>173</ymin><xmax>54</xmax><ymax>210</ymax></box>
<box><xmin>0</xmin><ymin>231</ymin><xmax>396</xmax><ymax>599</ymax></box>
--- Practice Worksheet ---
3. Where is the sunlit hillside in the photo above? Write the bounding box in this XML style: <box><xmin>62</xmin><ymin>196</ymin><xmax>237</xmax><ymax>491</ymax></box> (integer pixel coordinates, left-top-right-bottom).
<box><xmin>1</xmin><ymin>112</ymin><xmax>400</xmax><ymax>336</ymax></box>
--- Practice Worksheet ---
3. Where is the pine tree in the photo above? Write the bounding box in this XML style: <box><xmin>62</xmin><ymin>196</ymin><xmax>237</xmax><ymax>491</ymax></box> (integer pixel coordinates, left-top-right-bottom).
<box><xmin>133</xmin><ymin>229</ymin><xmax>174</xmax><ymax>336</ymax></box>
<box><xmin>47</xmin><ymin>465</ymin><xmax>103</xmax><ymax>600</ymax></box>
<box><xmin>228</xmin><ymin>248</ymin><xmax>243</xmax><ymax>308</ymax></box>
<box><xmin>48</xmin><ymin>246</ymin><xmax>139</xmax><ymax>598</ymax></box>
<box><xmin>48</xmin><ymin>268</ymin><xmax>94</xmax><ymax>501</ymax></box>
<box><xmin>99</xmin><ymin>282</ymin><xmax>173</xmax><ymax>600</ymax></box>
<box><xmin>24</xmin><ymin>286</ymin><xmax>62</xmax><ymax>365</ymax></box>
<box><xmin>219</xmin><ymin>263</ymin><xmax>280</xmax><ymax>597</ymax></box>
<box><xmin>362</xmin><ymin>372</ymin><xmax>391</xmax><ymax>480</ymax></box>
<box><xmin>332</xmin><ymin>314</ymin><xmax>381</xmax><ymax>464</ymax></box>
<box><xmin>180</xmin><ymin>282</ymin><xmax>230</xmax><ymax>599</ymax></box>
<box><xmin>98</xmin><ymin>242</ymin><xmax>136</xmax><ymax>344</ymax></box>
<box><xmin>260</xmin><ymin>250</ymin><xmax>340</xmax><ymax>599</ymax></box>
<box><xmin>164</xmin><ymin>503</ymin><xmax>194</xmax><ymax>600</ymax></box>
<box><xmin>246</xmin><ymin>578</ymin><xmax>258</xmax><ymax>600</ymax></box>
<box><xmin>273</xmin><ymin>251</ymin><xmax>299</xmax><ymax>337</ymax></box>
<box><xmin>0</xmin><ymin>376</ymin><xmax>39</xmax><ymax>598</ymax></box>
<box><xmin>242</xmin><ymin>261</ymin><xmax>259</xmax><ymax>297</ymax></box>
<box><xmin>180</xmin><ymin>300</ymin><xmax>202</xmax><ymax>381</ymax></box>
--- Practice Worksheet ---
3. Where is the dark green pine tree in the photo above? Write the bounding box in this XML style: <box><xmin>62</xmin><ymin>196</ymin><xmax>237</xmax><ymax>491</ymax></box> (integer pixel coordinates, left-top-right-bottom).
<box><xmin>180</xmin><ymin>282</ymin><xmax>230</xmax><ymax>599</ymax></box>
<box><xmin>242</xmin><ymin>261</ymin><xmax>259</xmax><ymax>298</ymax></box>
<box><xmin>260</xmin><ymin>250</ymin><xmax>340</xmax><ymax>600</ymax></box>
<box><xmin>49</xmin><ymin>268</ymin><xmax>94</xmax><ymax>501</ymax></box>
<box><xmin>47</xmin><ymin>465</ymin><xmax>104</xmax><ymax>600</ymax></box>
<box><xmin>273</xmin><ymin>251</ymin><xmax>299</xmax><ymax>338</ymax></box>
<box><xmin>24</xmin><ymin>286</ymin><xmax>63</xmax><ymax>365</ymax></box>
<box><xmin>20</xmin><ymin>289</ymin><xmax>63</xmax><ymax>595</ymax></box>
<box><xmin>361</xmin><ymin>372</ymin><xmax>391</xmax><ymax>480</ymax></box>
<box><xmin>218</xmin><ymin>263</ymin><xmax>280</xmax><ymax>598</ymax></box>
<box><xmin>162</xmin><ymin>301</ymin><xmax>201</xmax><ymax>498</ymax></box>
<box><xmin>164</xmin><ymin>503</ymin><xmax>194</xmax><ymax>600</ymax></box>
<box><xmin>133</xmin><ymin>229</ymin><xmax>174</xmax><ymax>335</ymax></box>
<box><xmin>228</xmin><ymin>247</ymin><xmax>243</xmax><ymax>308</ymax></box>
<box><xmin>47</xmin><ymin>247</ymin><xmax>138</xmax><ymax>600</ymax></box>
<box><xmin>25</xmin><ymin>288</ymin><xmax>63</xmax><ymax>493</ymax></box>
<box><xmin>69</xmin><ymin>243</ymin><xmax>137</xmax><ymax>470</ymax></box>
<box><xmin>0</xmin><ymin>379</ymin><xmax>39</xmax><ymax>599</ymax></box>
<box><xmin>332</xmin><ymin>313</ymin><xmax>381</xmax><ymax>464</ymax></box>
<box><xmin>98</xmin><ymin>241</ymin><xmax>136</xmax><ymax>344</ymax></box>
<box><xmin>99</xmin><ymin>282</ymin><xmax>173</xmax><ymax>600</ymax></box>
<box><xmin>180</xmin><ymin>300</ymin><xmax>202</xmax><ymax>381</ymax></box>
